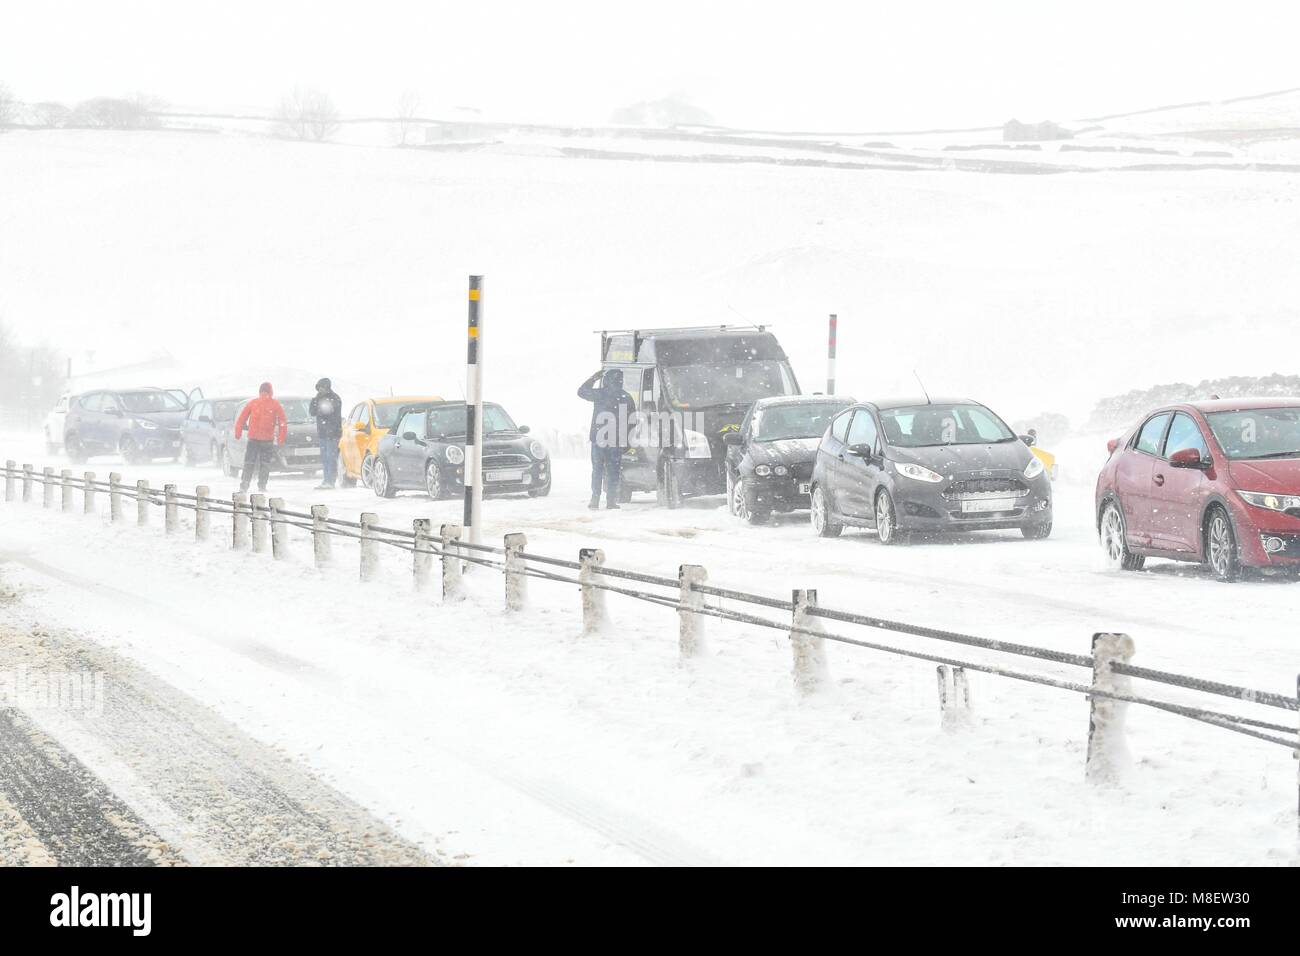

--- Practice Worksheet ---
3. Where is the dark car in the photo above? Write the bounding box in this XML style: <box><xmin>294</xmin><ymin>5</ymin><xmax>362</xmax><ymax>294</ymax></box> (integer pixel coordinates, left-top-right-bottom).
<box><xmin>64</xmin><ymin>388</ymin><xmax>188</xmax><ymax>464</ymax></box>
<box><xmin>723</xmin><ymin>395</ymin><xmax>855</xmax><ymax>523</ymax></box>
<box><xmin>1095</xmin><ymin>398</ymin><xmax>1300</xmax><ymax>582</ymax></box>
<box><xmin>179</xmin><ymin>396</ymin><xmax>249</xmax><ymax>466</ymax></box>
<box><xmin>810</xmin><ymin>398</ymin><xmax>1053</xmax><ymax>544</ymax></box>
<box><xmin>218</xmin><ymin>396</ymin><xmax>323</xmax><ymax>478</ymax></box>
<box><xmin>370</xmin><ymin>401</ymin><xmax>550</xmax><ymax>499</ymax></box>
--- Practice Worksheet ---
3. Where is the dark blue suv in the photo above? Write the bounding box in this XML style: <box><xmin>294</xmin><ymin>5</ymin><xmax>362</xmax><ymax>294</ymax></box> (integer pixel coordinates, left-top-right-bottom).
<box><xmin>64</xmin><ymin>388</ymin><xmax>188</xmax><ymax>464</ymax></box>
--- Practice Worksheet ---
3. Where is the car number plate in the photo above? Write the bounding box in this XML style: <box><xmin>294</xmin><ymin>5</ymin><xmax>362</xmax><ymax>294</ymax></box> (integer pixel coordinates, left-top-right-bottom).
<box><xmin>289</xmin><ymin>447</ymin><xmax>317</xmax><ymax>457</ymax></box>
<box><xmin>486</xmin><ymin>469</ymin><xmax>524</xmax><ymax>482</ymax></box>
<box><xmin>798</xmin><ymin>481</ymin><xmax>811</xmax><ymax>495</ymax></box>
<box><xmin>961</xmin><ymin>497</ymin><xmax>1016</xmax><ymax>513</ymax></box>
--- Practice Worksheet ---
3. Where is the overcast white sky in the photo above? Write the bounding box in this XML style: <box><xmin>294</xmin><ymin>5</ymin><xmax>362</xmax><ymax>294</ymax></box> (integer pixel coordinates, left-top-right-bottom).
<box><xmin>4</xmin><ymin>1</ymin><xmax>1299</xmax><ymax>129</ymax></box>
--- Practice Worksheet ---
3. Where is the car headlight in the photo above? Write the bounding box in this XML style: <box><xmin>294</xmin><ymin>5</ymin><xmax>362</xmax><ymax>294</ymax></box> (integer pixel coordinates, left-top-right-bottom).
<box><xmin>1238</xmin><ymin>490</ymin><xmax>1300</xmax><ymax>512</ymax></box>
<box><xmin>896</xmin><ymin>462</ymin><xmax>944</xmax><ymax>483</ymax></box>
<box><xmin>528</xmin><ymin>440</ymin><xmax>547</xmax><ymax>460</ymax></box>
<box><xmin>445</xmin><ymin>445</ymin><xmax>464</xmax><ymax>465</ymax></box>
<box><xmin>754</xmin><ymin>464</ymin><xmax>772</xmax><ymax>477</ymax></box>
<box><xmin>682</xmin><ymin>429</ymin><xmax>712</xmax><ymax>459</ymax></box>
<box><xmin>1023</xmin><ymin>456</ymin><xmax>1045</xmax><ymax>480</ymax></box>
<box><xmin>135</xmin><ymin>419</ymin><xmax>158</xmax><ymax>430</ymax></box>
<box><xmin>773</xmin><ymin>464</ymin><xmax>789</xmax><ymax>476</ymax></box>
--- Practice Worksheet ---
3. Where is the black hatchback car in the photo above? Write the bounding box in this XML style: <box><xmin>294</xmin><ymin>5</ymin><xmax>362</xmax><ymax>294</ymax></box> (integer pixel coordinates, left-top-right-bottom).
<box><xmin>723</xmin><ymin>395</ymin><xmax>855</xmax><ymax>523</ymax></box>
<box><xmin>810</xmin><ymin>398</ymin><xmax>1053</xmax><ymax>543</ymax></box>
<box><xmin>370</xmin><ymin>401</ymin><xmax>550</xmax><ymax>499</ymax></box>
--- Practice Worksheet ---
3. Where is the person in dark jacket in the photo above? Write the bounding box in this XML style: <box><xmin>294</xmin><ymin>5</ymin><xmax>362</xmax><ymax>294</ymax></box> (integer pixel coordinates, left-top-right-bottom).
<box><xmin>234</xmin><ymin>382</ymin><xmax>287</xmax><ymax>493</ymax></box>
<box><xmin>310</xmin><ymin>377</ymin><xmax>343</xmax><ymax>489</ymax></box>
<box><xmin>578</xmin><ymin>368</ymin><xmax>636</xmax><ymax>509</ymax></box>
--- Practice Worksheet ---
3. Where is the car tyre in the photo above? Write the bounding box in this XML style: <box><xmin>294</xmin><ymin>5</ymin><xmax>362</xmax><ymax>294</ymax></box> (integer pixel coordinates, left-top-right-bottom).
<box><xmin>65</xmin><ymin>433</ymin><xmax>86</xmax><ymax>464</ymax></box>
<box><xmin>223</xmin><ymin>446</ymin><xmax>241</xmax><ymax>478</ymax></box>
<box><xmin>372</xmin><ymin>458</ymin><xmax>396</xmax><ymax>498</ymax></box>
<box><xmin>811</xmin><ymin>484</ymin><xmax>842</xmax><ymax>538</ymax></box>
<box><xmin>1100</xmin><ymin>499</ymin><xmax>1144</xmax><ymax>571</ymax></box>
<box><xmin>339</xmin><ymin>453</ymin><xmax>357</xmax><ymax>488</ymax></box>
<box><xmin>425</xmin><ymin>461</ymin><xmax>444</xmax><ymax>500</ymax></box>
<box><xmin>1204</xmin><ymin>505</ymin><xmax>1241</xmax><ymax>583</ymax></box>
<box><xmin>1021</xmin><ymin>520</ymin><xmax>1052</xmax><ymax>540</ymax></box>
<box><xmin>875</xmin><ymin>489</ymin><xmax>903</xmax><ymax>546</ymax></box>
<box><xmin>119</xmin><ymin>436</ymin><xmax>143</xmax><ymax>466</ymax></box>
<box><xmin>360</xmin><ymin>453</ymin><xmax>377</xmax><ymax>489</ymax></box>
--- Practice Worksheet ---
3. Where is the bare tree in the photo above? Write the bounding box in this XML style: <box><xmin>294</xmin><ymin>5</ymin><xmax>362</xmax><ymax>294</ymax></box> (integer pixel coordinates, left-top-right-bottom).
<box><xmin>70</xmin><ymin>96</ymin><xmax>161</xmax><ymax>130</ymax></box>
<box><xmin>33</xmin><ymin>102</ymin><xmax>71</xmax><ymax>129</ymax></box>
<box><xmin>0</xmin><ymin>84</ymin><xmax>15</xmax><ymax>130</ymax></box>
<box><xmin>395</xmin><ymin>89</ymin><xmax>421</xmax><ymax>146</ymax></box>
<box><xmin>274</xmin><ymin>87</ymin><xmax>340</xmax><ymax>142</ymax></box>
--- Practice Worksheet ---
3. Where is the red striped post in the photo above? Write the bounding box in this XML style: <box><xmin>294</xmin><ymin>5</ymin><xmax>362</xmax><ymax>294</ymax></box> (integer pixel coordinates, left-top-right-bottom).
<box><xmin>827</xmin><ymin>314</ymin><xmax>838</xmax><ymax>394</ymax></box>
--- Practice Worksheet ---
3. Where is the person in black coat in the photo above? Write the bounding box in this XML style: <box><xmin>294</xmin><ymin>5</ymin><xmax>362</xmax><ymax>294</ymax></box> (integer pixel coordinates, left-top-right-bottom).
<box><xmin>310</xmin><ymin>377</ymin><xmax>343</xmax><ymax>489</ymax></box>
<box><xmin>578</xmin><ymin>368</ymin><xmax>635</xmax><ymax>509</ymax></box>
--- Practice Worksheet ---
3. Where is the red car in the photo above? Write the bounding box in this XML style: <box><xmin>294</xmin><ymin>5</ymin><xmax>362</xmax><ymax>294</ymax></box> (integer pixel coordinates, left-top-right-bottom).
<box><xmin>1095</xmin><ymin>398</ymin><xmax>1300</xmax><ymax>582</ymax></box>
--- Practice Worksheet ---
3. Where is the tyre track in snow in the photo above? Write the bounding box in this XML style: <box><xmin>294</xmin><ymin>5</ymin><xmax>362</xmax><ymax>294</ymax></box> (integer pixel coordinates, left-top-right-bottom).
<box><xmin>0</xmin><ymin>553</ymin><xmax>719</xmax><ymax>866</ymax></box>
<box><xmin>0</xmin><ymin>610</ymin><xmax>434</xmax><ymax>865</ymax></box>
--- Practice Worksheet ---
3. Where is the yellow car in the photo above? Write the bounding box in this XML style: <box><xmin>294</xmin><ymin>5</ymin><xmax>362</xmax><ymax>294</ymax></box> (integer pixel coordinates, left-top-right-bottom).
<box><xmin>1030</xmin><ymin>445</ymin><xmax>1058</xmax><ymax>481</ymax></box>
<box><xmin>339</xmin><ymin>395</ymin><xmax>442</xmax><ymax>487</ymax></box>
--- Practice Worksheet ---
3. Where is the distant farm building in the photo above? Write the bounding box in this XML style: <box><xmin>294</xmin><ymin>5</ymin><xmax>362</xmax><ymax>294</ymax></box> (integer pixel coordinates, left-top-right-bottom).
<box><xmin>1002</xmin><ymin>119</ymin><xmax>1074</xmax><ymax>142</ymax></box>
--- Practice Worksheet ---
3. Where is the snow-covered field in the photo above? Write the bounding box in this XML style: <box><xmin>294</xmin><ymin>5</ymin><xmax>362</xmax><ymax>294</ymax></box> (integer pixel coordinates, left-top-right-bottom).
<box><xmin>0</xmin><ymin>430</ymin><xmax>1296</xmax><ymax>865</ymax></box>
<box><xmin>1</xmin><ymin>122</ymin><xmax>1298</xmax><ymax>865</ymax></box>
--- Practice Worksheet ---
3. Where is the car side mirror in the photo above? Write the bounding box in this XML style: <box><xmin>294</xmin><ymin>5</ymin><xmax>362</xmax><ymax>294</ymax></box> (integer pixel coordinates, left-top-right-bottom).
<box><xmin>1019</xmin><ymin>433</ymin><xmax>1036</xmax><ymax>447</ymax></box>
<box><xmin>402</xmin><ymin>431</ymin><xmax>419</xmax><ymax>442</ymax></box>
<box><xmin>1107</xmin><ymin>438</ymin><xmax>1120</xmax><ymax>455</ymax></box>
<box><xmin>849</xmin><ymin>443</ymin><xmax>875</xmax><ymax>459</ymax></box>
<box><xmin>518</xmin><ymin>425</ymin><xmax>530</xmax><ymax>434</ymax></box>
<box><xmin>354</xmin><ymin>421</ymin><xmax>368</xmax><ymax>432</ymax></box>
<box><xmin>199</xmin><ymin>415</ymin><xmax>212</xmax><ymax>423</ymax></box>
<box><xmin>1169</xmin><ymin>447</ymin><xmax>1209</xmax><ymax>470</ymax></box>
<box><xmin>105</xmin><ymin>406</ymin><xmax>122</xmax><ymax>417</ymax></box>
<box><xmin>723</xmin><ymin>432</ymin><xmax>742</xmax><ymax>446</ymax></box>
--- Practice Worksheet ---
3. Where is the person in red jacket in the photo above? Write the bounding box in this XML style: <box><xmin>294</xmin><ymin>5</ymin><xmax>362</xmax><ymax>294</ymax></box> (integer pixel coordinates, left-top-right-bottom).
<box><xmin>233</xmin><ymin>382</ymin><xmax>288</xmax><ymax>493</ymax></box>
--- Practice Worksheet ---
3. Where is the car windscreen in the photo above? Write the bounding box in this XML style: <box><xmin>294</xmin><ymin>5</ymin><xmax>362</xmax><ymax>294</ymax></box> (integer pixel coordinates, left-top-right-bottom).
<box><xmin>662</xmin><ymin>361</ymin><xmax>796</xmax><ymax>409</ymax></box>
<box><xmin>280</xmin><ymin>399</ymin><xmax>312</xmax><ymax>423</ymax></box>
<box><xmin>213</xmin><ymin>400</ymin><xmax>245</xmax><ymax>421</ymax></box>
<box><xmin>753</xmin><ymin>402</ymin><xmax>848</xmax><ymax>441</ymax></box>
<box><xmin>425</xmin><ymin>404</ymin><xmax>517</xmax><ymax>438</ymax></box>
<box><xmin>118</xmin><ymin>391</ymin><xmax>185</xmax><ymax>413</ymax></box>
<box><xmin>878</xmin><ymin>404</ymin><xmax>1016</xmax><ymax>447</ymax></box>
<box><xmin>1205</xmin><ymin>407</ymin><xmax>1300</xmax><ymax>460</ymax></box>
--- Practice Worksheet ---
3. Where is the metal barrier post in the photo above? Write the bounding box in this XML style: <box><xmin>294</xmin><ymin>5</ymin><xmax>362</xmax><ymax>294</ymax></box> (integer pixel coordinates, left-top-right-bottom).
<box><xmin>504</xmin><ymin>532</ymin><xmax>527</xmax><ymax>611</ymax></box>
<box><xmin>164</xmin><ymin>484</ymin><xmax>179</xmax><ymax>534</ymax></box>
<box><xmin>21</xmin><ymin>464</ymin><xmax>33</xmax><ymax>503</ymax></box>
<box><xmin>195</xmin><ymin>485</ymin><xmax>210</xmax><ymax>541</ymax></box>
<box><xmin>412</xmin><ymin>518</ymin><xmax>433</xmax><ymax>591</ymax></box>
<box><xmin>136</xmin><ymin>480</ymin><xmax>150</xmax><ymax>526</ymax></box>
<box><xmin>311</xmin><ymin>505</ymin><xmax>331</xmax><ymax>567</ymax></box>
<box><xmin>359</xmin><ymin>512</ymin><xmax>378</xmax><ymax>581</ymax></box>
<box><xmin>3</xmin><ymin>460</ymin><xmax>14</xmax><ymax>502</ymax></box>
<box><xmin>936</xmin><ymin>665</ymin><xmax>972</xmax><ymax>731</ymax></box>
<box><xmin>579</xmin><ymin>548</ymin><xmax>607</xmax><ymax>635</ymax></box>
<box><xmin>249</xmin><ymin>493</ymin><xmax>269</xmax><ymax>553</ymax></box>
<box><xmin>231</xmin><ymin>492</ymin><xmax>250</xmax><ymax>549</ymax></box>
<box><xmin>83</xmin><ymin>471</ymin><xmax>96</xmax><ymax>514</ymax></box>
<box><xmin>269</xmin><ymin>498</ymin><xmax>287</xmax><ymax>559</ymax></box>
<box><xmin>42</xmin><ymin>467</ymin><xmax>54</xmax><ymax>508</ymax></box>
<box><xmin>60</xmin><ymin>469</ymin><xmax>73</xmax><ymax>512</ymax></box>
<box><xmin>440</xmin><ymin>523</ymin><xmax>463</xmax><ymax>601</ymax></box>
<box><xmin>790</xmin><ymin>589</ymin><xmax>830</xmax><ymax>696</ymax></box>
<box><xmin>678</xmin><ymin>564</ymin><xmax>707</xmax><ymax>659</ymax></box>
<box><xmin>1085</xmin><ymin>632</ymin><xmax>1135</xmax><ymax>786</ymax></box>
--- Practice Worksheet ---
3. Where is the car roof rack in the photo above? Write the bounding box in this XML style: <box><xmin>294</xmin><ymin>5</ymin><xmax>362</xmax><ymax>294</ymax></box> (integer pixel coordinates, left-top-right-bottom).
<box><xmin>594</xmin><ymin>323</ymin><xmax>768</xmax><ymax>336</ymax></box>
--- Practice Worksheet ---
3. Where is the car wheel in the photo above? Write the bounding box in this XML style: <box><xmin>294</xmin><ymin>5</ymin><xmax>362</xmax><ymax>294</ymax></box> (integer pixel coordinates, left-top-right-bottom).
<box><xmin>339</xmin><ymin>453</ymin><xmax>357</xmax><ymax>488</ymax></box>
<box><xmin>1204</xmin><ymin>506</ymin><xmax>1241</xmax><ymax>583</ymax></box>
<box><xmin>425</xmin><ymin>461</ymin><xmax>444</xmax><ymax>500</ymax></box>
<box><xmin>656</xmin><ymin>459</ymin><xmax>682</xmax><ymax>509</ymax></box>
<box><xmin>811</xmin><ymin>484</ymin><xmax>842</xmax><ymax>538</ymax></box>
<box><xmin>45</xmin><ymin>431</ymin><xmax>59</xmax><ymax>455</ymax></box>
<box><xmin>1100</xmin><ymin>499</ymin><xmax>1144</xmax><ymax>571</ymax></box>
<box><xmin>119</xmin><ymin>436</ymin><xmax>143</xmax><ymax>465</ymax></box>
<box><xmin>372</xmin><ymin>459</ymin><xmax>396</xmax><ymax>498</ymax></box>
<box><xmin>180</xmin><ymin>442</ymin><xmax>196</xmax><ymax>467</ymax></box>
<box><xmin>360</xmin><ymin>453</ymin><xmax>376</xmax><ymax>489</ymax></box>
<box><xmin>223</xmin><ymin>446</ymin><xmax>241</xmax><ymax>478</ymax></box>
<box><xmin>725</xmin><ymin>471</ymin><xmax>738</xmax><ymax>516</ymax></box>
<box><xmin>210</xmin><ymin>442</ymin><xmax>221</xmax><ymax>466</ymax></box>
<box><xmin>1021</xmin><ymin>520</ymin><xmax>1052</xmax><ymax>540</ymax></box>
<box><xmin>64</xmin><ymin>433</ymin><xmax>86</xmax><ymax>464</ymax></box>
<box><xmin>875</xmin><ymin>489</ymin><xmax>902</xmax><ymax>545</ymax></box>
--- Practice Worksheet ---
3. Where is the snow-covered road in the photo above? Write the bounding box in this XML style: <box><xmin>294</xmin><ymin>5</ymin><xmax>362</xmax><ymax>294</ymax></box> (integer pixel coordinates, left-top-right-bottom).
<box><xmin>1</xmin><ymin>435</ymin><xmax>1297</xmax><ymax>865</ymax></box>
